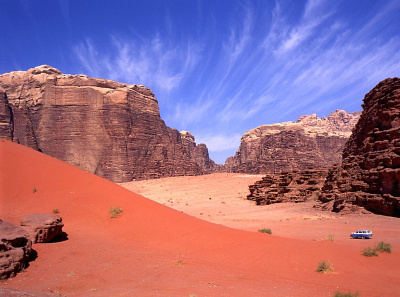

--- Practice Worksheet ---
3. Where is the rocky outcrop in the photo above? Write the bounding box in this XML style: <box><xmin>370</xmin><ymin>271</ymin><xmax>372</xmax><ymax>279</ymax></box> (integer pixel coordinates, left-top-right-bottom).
<box><xmin>0</xmin><ymin>87</ymin><xmax>13</xmax><ymax>139</ymax></box>
<box><xmin>225</xmin><ymin>110</ymin><xmax>361</xmax><ymax>174</ymax></box>
<box><xmin>0</xmin><ymin>219</ymin><xmax>32</xmax><ymax>280</ymax></box>
<box><xmin>247</xmin><ymin>169</ymin><xmax>328</xmax><ymax>205</ymax></box>
<box><xmin>20</xmin><ymin>214</ymin><xmax>64</xmax><ymax>244</ymax></box>
<box><xmin>180</xmin><ymin>131</ymin><xmax>221</xmax><ymax>173</ymax></box>
<box><xmin>318</xmin><ymin>78</ymin><xmax>400</xmax><ymax>217</ymax></box>
<box><xmin>0</xmin><ymin>65</ymin><xmax>217</xmax><ymax>182</ymax></box>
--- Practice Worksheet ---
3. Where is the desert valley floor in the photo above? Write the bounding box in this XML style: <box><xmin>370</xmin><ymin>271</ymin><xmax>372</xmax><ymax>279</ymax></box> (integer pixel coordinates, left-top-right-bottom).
<box><xmin>1</xmin><ymin>140</ymin><xmax>400</xmax><ymax>297</ymax></box>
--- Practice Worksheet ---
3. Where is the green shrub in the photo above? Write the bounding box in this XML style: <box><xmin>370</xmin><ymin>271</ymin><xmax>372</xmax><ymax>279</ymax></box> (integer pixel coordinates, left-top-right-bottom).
<box><xmin>109</xmin><ymin>207</ymin><xmax>123</xmax><ymax>218</ymax></box>
<box><xmin>375</xmin><ymin>241</ymin><xmax>391</xmax><ymax>253</ymax></box>
<box><xmin>258</xmin><ymin>228</ymin><xmax>272</xmax><ymax>234</ymax></box>
<box><xmin>316</xmin><ymin>260</ymin><xmax>333</xmax><ymax>273</ymax></box>
<box><xmin>333</xmin><ymin>290</ymin><xmax>359</xmax><ymax>297</ymax></box>
<box><xmin>362</xmin><ymin>247</ymin><xmax>378</xmax><ymax>257</ymax></box>
<box><xmin>53</xmin><ymin>209</ymin><xmax>60</xmax><ymax>214</ymax></box>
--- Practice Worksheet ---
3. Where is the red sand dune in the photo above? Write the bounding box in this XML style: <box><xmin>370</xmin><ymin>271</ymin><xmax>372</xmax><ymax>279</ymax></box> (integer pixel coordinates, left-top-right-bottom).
<box><xmin>0</xmin><ymin>140</ymin><xmax>399</xmax><ymax>296</ymax></box>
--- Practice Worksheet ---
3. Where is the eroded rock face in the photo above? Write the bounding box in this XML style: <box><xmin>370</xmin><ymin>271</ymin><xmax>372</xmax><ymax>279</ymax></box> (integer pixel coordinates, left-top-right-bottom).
<box><xmin>0</xmin><ymin>219</ymin><xmax>32</xmax><ymax>280</ymax></box>
<box><xmin>225</xmin><ymin>110</ymin><xmax>360</xmax><ymax>174</ymax></box>
<box><xmin>0</xmin><ymin>65</ymin><xmax>216</xmax><ymax>182</ymax></box>
<box><xmin>0</xmin><ymin>87</ymin><xmax>13</xmax><ymax>139</ymax></box>
<box><xmin>247</xmin><ymin>169</ymin><xmax>328</xmax><ymax>205</ymax></box>
<box><xmin>20</xmin><ymin>214</ymin><xmax>64</xmax><ymax>243</ymax></box>
<box><xmin>318</xmin><ymin>78</ymin><xmax>400</xmax><ymax>216</ymax></box>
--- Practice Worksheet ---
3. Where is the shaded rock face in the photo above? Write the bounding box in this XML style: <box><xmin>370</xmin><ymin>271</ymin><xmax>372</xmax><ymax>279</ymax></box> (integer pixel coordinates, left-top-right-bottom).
<box><xmin>180</xmin><ymin>131</ymin><xmax>221</xmax><ymax>173</ymax></box>
<box><xmin>0</xmin><ymin>87</ymin><xmax>13</xmax><ymax>139</ymax></box>
<box><xmin>0</xmin><ymin>65</ymin><xmax>216</xmax><ymax>182</ymax></box>
<box><xmin>225</xmin><ymin>110</ymin><xmax>361</xmax><ymax>174</ymax></box>
<box><xmin>0</xmin><ymin>219</ymin><xmax>32</xmax><ymax>280</ymax></box>
<box><xmin>247</xmin><ymin>169</ymin><xmax>328</xmax><ymax>205</ymax></box>
<box><xmin>318</xmin><ymin>78</ymin><xmax>400</xmax><ymax>217</ymax></box>
<box><xmin>20</xmin><ymin>214</ymin><xmax>64</xmax><ymax>243</ymax></box>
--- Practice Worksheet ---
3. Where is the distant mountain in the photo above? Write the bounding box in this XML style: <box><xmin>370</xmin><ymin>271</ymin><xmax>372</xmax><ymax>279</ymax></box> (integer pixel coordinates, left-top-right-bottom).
<box><xmin>225</xmin><ymin>110</ymin><xmax>361</xmax><ymax>174</ymax></box>
<box><xmin>0</xmin><ymin>65</ymin><xmax>217</xmax><ymax>182</ymax></box>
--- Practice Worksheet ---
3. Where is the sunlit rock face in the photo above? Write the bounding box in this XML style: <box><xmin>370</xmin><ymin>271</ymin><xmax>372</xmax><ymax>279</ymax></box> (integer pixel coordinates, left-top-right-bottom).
<box><xmin>225</xmin><ymin>110</ymin><xmax>361</xmax><ymax>174</ymax></box>
<box><xmin>318</xmin><ymin>78</ymin><xmax>400</xmax><ymax>217</ymax></box>
<box><xmin>0</xmin><ymin>65</ymin><xmax>217</xmax><ymax>182</ymax></box>
<box><xmin>247</xmin><ymin>169</ymin><xmax>328</xmax><ymax>205</ymax></box>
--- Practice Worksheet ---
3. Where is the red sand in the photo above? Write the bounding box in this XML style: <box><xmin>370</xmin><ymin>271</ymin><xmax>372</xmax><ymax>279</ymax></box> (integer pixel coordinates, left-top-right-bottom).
<box><xmin>1</xmin><ymin>140</ymin><xmax>399</xmax><ymax>296</ymax></box>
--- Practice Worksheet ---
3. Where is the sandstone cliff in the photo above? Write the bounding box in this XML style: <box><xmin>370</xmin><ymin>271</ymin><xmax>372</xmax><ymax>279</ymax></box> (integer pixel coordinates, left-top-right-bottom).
<box><xmin>318</xmin><ymin>78</ymin><xmax>400</xmax><ymax>217</ymax></box>
<box><xmin>225</xmin><ymin>110</ymin><xmax>360</xmax><ymax>174</ymax></box>
<box><xmin>0</xmin><ymin>65</ymin><xmax>217</xmax><ymax>182</ymax></box>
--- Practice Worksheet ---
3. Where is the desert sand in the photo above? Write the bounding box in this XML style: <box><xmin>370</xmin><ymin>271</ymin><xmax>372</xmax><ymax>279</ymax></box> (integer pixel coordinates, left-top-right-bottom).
<box><xmin>1</xmin><ymin>140</ymin><xmax>399</xmax><ymax>296</ymax></box>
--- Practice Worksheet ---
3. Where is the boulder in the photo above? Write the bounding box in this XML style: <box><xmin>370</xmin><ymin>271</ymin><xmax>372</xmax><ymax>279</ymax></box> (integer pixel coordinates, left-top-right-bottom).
<box><xmin>0</xmin><ymin>219</ymin><xmax>32</xmax><ymax>280</ymax></box>
<box><xmin>20</xmin><ymin>214</ymin><xmax>64</xmax><ymax>243</ymax></box>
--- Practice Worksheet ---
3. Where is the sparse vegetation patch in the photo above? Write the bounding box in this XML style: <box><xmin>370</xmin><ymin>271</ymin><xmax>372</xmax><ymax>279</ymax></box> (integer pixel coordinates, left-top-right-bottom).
<box><xmin>258</xmin><ymin>228</ymin><xmax>272</xmax><ymax>234</ymax></box>
<box><xmin>109</xmin><ymin>206</ymin><xmax>123</xmax><ymax>218</ymax></box>
<box><xmin>53</xmin><ymin>209</ymin><xmax>60</xmax><ymax>214</ymax></box>
<box><xmin>32</xmin><ymin>187</ymin><xmax>37</xmax><ymax>194</ymax></box>
<box><xmin>375</xmin><ymin>241</ymin><xmax>391</xmax><ymax>253</ymax></box>
<box><xmin>316</xmin><ymin>260</ymin><xmax>333</xmax><ymax>273</ymax></box>
<box><xmin>333</xmin><ymin>290</ymin><xmax>359</xmax><ymax>297</ymax></box>
<box><xmin>362</xmin><ymin>247</ymin><xmax>378</xmax><ymax>257</ymax></box>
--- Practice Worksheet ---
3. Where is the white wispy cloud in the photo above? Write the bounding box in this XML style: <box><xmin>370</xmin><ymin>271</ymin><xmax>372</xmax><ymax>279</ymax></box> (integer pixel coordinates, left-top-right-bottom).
<box><xmin>73</xmin><ymin>34</ymin><xmax>202</xmax><ymax>93</ymax></box>
<box><xmin>71</xmin><ymin>0</ymin><xmax>400</xmax><ymax>163</ymax></box>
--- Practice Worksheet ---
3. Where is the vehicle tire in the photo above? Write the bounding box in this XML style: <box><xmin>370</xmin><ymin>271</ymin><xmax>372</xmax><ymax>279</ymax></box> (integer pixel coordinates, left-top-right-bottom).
<box><xmin>361</xmin><ymin>236</ymin><xmax>365</xmax><ymax>239</ymax></box>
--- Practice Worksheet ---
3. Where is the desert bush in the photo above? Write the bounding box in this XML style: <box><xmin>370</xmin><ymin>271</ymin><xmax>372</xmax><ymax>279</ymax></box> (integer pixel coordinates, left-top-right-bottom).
<box><xmin>316</xmin><ymin>260</ymin><xmax>333</xmax><ymax>273</ymax></box>
<box><xmin>53</xmin><ymin>209</ymin><xmax>60</xmax><ymax>214</ymax></box>
<box><xmin>362</xmin><ymin>247</ymin><xmax>378</xmax><ymax>257</ymax></box>
<box><xmin>258</xmin><ymin>228</ymin><xmax>272</xmax><ymax>234</ymax></box>
<box><xmin>326</xmin><ymin>234</ymin><xmax>334</xmax><ymax>241</ymax></box>
<box><xmin>333</xmin><ymin>291</ymin><xmax>359</xmax><ymax>297</ymax></box>
<box><xmin>33</xmin><ymin>187</ymin><xmax>37</xmax><ymax>194</ymax></box>
<box><xmin>375</xmin><ymin>241</ymin><xmax>391</xmax><ymax>253</ymax></box>
<box><xmin>109</xmin><ymin>207</ymin><xmax>123</xmax><ymax>218</ymax></box>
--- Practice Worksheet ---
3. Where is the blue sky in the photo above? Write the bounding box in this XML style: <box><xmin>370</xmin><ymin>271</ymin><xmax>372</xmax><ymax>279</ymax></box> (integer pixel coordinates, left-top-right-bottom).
<box><xmin>1</xmin><ymin>0</ymin><xmax>400</xmax><ymax>164</ymax></box>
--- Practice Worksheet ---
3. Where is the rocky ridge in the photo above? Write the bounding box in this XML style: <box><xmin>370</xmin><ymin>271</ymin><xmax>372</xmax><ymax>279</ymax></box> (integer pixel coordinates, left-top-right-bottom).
<box><xmin>0</xmin><ymin>65</ymin><xmax>217</xmax><ymax>182</ymax></box>
<box><xmin>247</xmin><ymin>169</ymin><xmax>328</xmax><ymax>205</ymax></box>
<box><xmin>225</xmin><ymin>110</ymin><xmax>361</xmax><ymax>174</ymax></box>
<box><xmin>318</xmin><ymin>78</ymin><xmax>400</xmax><ymax>216</ymax></box>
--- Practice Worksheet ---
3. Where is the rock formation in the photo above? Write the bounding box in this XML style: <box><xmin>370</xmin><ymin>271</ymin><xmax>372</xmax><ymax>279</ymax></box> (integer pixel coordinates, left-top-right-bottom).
<box><xmin>318</xmin><ymin>78</ymin><xmax>400</xmax><ymax>217</ymax></box>
<box><xmin>20</xmin><ymin>214</ymin><xmax>64</xmax><ymax>243</ymax></box>
<box><xmin>247</xmin><ymin>169</ymin><xmax>328</xmax><ymax>205</ymax></box>
<box><xmin>0</xmin><ymin>65</ymin><xmax>217</xmax><ymax>182</ymax></box>
<box><xmin>0</xmin><ymin>87</ymin><xmax>13</xmax><ymax>139</ymax></box>
<box><xmin>0</xmin><ymin>219</ymin><xmax>32</xmax><ymax>280</ymax></box>
<box><xmin>225</xmin><ymin>110</ymin><xmax>361</xmax><ymax>174</ymax></box>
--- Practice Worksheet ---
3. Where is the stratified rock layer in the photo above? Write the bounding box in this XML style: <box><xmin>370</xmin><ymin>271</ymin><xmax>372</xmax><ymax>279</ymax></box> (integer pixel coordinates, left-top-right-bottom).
<box><xmin>225</xmin><ymin>110</ymin><xmax>360</xmax><ymax>174</ymax></box>
<box><xmin>20</xmin><ymin>214</ymin><xmax>64</xmax><ymax>243</ymax></box>
<box><xmin>247</xmin><ymin>169</ymin><xmax>328</xmax><ymax>205</ymax></box>
<box><xmin>0</xmin><ymin>66</ymin><xmax>216</xmax><ymax>182</ymax></box>
<box><xmin>0</xmin><ymin>219</ymin><xmax>32</xmax><ymax>280</ymax></box>
<box><xmin>318</xmin><ymin>78</ymin><xmax>400</xmax><ymax>216</ymax></box>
